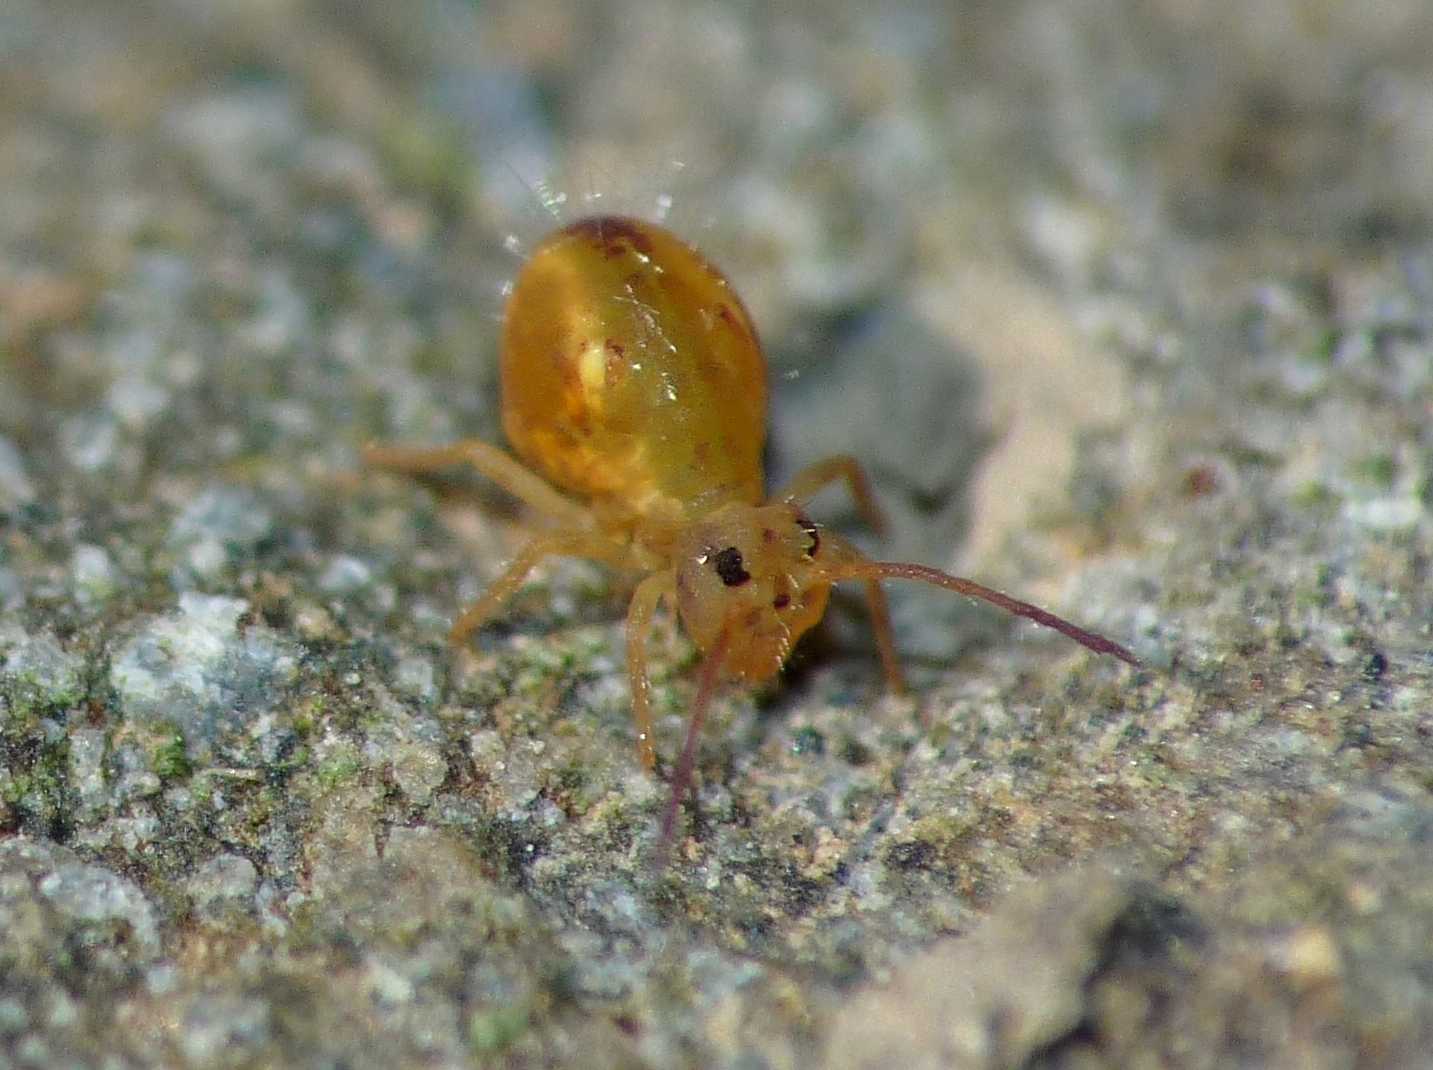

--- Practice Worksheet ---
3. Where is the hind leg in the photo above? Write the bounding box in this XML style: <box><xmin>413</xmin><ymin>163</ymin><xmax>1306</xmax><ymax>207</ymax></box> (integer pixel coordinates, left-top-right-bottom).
<box><xmin>364</xmin><ymin>438</ymin><xmax>588</xmax><ymax>526</ymax></box>
<box><xmin>775</xmin><ymin>454</ymin><xmax>887</xmax><ymax>534</ymax></box>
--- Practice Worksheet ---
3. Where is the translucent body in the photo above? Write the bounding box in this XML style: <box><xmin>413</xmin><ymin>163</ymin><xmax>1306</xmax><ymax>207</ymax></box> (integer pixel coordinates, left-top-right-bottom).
<box><xmin>501</xmin><ymin>217</ymin><xmax>766</xmax><ymax>519</ymax></box>
<box><xmin>364</xmin><ymin>215</ymin><xmax>1139</xmax><ymax>858</ymax></box>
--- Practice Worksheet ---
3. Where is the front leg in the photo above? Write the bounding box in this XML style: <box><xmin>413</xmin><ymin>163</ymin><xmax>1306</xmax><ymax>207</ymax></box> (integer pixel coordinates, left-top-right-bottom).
<box><xmin>449</xmin><ymin>530</ymin><xmax>629</xmax><ymax>644</ymax></box>
<box><xmin>860</xmin><ymin>577</ymin><xmax>907</xmax><ymax>695</ymax></box>
<box><xmin>623</xmin><ymin>570</ymin><xmax>675</xmax><ymax>770</ymax></box>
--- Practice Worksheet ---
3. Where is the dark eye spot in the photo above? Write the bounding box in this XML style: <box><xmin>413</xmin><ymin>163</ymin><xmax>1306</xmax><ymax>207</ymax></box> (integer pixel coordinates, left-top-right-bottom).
<box><xmin>772</xmin><ymin>593</ymin><xmax>791</xmax><ymax>609</ymax></box>
<box><xmin>796</xmin><ymin>512</ymin><xmax>820</xmax><ymax>557</ymax></box>
<box><xmin>713</xmin><ymin>546</ymin><xmax>750</xmax><ymax>587</ymax></box>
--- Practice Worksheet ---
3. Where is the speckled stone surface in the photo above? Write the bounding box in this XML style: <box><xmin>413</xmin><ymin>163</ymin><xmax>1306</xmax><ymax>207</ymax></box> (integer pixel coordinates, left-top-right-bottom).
<box><xmin>2</xmin><ymin>2</ymin><xmax>1432</xmax><ymax>1067</ymax></box>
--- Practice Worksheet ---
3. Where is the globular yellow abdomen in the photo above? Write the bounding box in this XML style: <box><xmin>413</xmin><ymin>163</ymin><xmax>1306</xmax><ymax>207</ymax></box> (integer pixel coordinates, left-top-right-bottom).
<box><xmin>500</xmin><ymin>216</ymin><xmax>767</xmax><ymax>521</ymax></box>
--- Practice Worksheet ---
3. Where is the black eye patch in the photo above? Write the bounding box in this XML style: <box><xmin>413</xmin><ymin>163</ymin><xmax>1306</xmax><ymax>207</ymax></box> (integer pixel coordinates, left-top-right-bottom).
<box><xmin>796</xmin><ymin>512</ymin><xmax>820</xmax><ymax>557</ymax></box>
<box><xmin>712</xmin><ymin>546</ymin><xmax>751</xmax><ymax>587</ymax></box>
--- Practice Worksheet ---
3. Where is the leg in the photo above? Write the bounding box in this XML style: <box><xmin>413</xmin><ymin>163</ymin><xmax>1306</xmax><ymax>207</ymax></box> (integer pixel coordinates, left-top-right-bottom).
<box><xmin>862</xmin><ymin>578</ymin><xmax>907</xmax><ymax>695</ymax></box>
<box><xmin>450</xmin><ymin>530</ymin><xmax>627</xmax><ymax>644</ymax></box>
<box><xmin>624</xmin><ymin>571</ymin><xmax>675</xmax><ymax>769</ymax></box>
<box><xmin>809</xmin><ymin>528</ymin><xmax>906</xmax><ymax>693</ymax></box>
<box><xmin>364</xmin><ymin>438</ymin><xmax>588</xmax><ymax>526</ymax></box>
<box><xmin>775</xmin><ymin>454</ymin><xmax>887</xmax><ymax>535</ymax></box>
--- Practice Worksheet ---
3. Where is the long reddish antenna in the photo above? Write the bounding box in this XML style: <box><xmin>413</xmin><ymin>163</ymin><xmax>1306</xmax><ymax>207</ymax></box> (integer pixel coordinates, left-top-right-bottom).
<box><xmin>652</xmin><ymin>626</ymin><xmax>731</xmax><ymax>870</ymax></box>
<box><xmin>836</xmin><ymin>561</ymin><xmax>1140</xmax><ymax>667</ymax></box>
